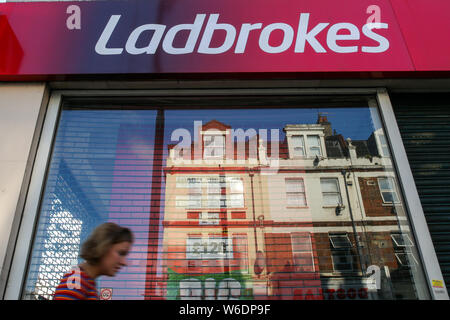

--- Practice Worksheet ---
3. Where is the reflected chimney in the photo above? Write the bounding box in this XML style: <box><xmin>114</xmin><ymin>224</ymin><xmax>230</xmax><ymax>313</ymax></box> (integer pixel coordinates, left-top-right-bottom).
<box><xmin>317</xmin><ymin>113</ymin><xmax>332</xmax><ymax>137</ymax></box>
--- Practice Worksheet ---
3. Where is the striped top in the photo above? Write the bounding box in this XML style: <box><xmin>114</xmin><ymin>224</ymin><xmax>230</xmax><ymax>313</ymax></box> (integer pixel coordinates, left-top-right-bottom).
<box><xmin>54</xmin><ymin>266</ymin><xmax>98</xmax><ymax>300</ymax></box>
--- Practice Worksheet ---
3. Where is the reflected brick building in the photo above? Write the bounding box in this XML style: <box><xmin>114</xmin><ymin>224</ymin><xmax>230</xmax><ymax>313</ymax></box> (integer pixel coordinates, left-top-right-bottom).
<box><xmin>156</xmin><ymin>115</ymin><xmax>418</xmax><ymax>300</ymax></box>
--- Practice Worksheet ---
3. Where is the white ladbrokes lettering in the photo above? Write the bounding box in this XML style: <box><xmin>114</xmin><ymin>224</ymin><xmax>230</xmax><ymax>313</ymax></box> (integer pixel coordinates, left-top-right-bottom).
<box><xmin>95</xmin><ymin>13</ymin><xmax>390</xmax><ymax>55</ymax></box>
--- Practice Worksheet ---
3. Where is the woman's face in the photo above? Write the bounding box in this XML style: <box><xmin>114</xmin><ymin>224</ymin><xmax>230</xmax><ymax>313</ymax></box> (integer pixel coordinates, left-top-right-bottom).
<box><xmin>99</xmin><ymin>241</ymin><xmax>132</xmax><ymax>277</ymax></box>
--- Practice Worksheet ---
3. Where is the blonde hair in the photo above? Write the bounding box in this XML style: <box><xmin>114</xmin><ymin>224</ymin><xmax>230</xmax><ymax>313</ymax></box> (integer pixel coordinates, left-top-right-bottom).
<box><xmin>80</xmin><ymin>222</ymin><xmax>133</xmax><ymax>265</ymax></box>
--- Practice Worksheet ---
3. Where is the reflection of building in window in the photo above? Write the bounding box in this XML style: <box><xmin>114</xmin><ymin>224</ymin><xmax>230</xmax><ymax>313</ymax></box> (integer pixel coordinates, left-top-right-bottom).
<box><xmin>285</xmin><ymin>178</ymin><xmax>307</xmax><ymax>207</ymax></box>
<box><xmin>329</xmin><ymin>234</ymin><xmax>354</xmax><ymax>272</ymax></box>
<box><xmin>378</xmin><ymin>177</ymin><xmax>400</xmax><ymax>204</ymax></box>
<box><xmin>31</xmin><ymin>197</ymin><xmax>83</xmax><ymax>300</ymax></box>
<box><xmin>321</xmin><ymin>178</ymin><xmax>342</xmax><ymax>206</ymax></box>
<box><xmin>391</xmin><ymin>232</ymin><xmax>417</xmax><ymax>267</ymax></box>
<box><xmin>204</xmin><ymin>134</ymin><xmax>225</xmax><ymax>159</ymax></box>
<box><xmin>291</xmin><ymin>233</ymin><xmax>315</xmax><ymax>272</ymax></box>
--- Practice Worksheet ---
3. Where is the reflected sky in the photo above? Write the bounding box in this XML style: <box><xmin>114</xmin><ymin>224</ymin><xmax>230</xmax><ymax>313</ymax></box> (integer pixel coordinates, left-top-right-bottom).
<box><xmin>164</xmin><ymin>108</ymin><xmax>376</xmax><ymax>144</ymax></box>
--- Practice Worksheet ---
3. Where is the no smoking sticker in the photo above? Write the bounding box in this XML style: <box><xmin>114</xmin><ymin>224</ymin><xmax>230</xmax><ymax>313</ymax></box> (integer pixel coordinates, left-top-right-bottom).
<box><xmin>100</xmin><ymin>288</ymin><xmax>113</xmax><ymax>300</ymax></box>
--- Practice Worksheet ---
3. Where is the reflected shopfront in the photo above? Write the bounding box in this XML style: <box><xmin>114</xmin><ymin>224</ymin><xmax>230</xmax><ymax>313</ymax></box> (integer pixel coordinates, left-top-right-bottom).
<box><xmin>22</xmin><ymin>97</ymin><xmax>429</xmax><ymax>300</ymax></box>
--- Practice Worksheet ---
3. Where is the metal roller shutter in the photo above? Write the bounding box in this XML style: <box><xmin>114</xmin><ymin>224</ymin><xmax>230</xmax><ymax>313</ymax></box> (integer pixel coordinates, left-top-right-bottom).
<box><xmin>392</xmin><ymin>93</ymin><xmax>450</xmax><ymax>295</ymax></box>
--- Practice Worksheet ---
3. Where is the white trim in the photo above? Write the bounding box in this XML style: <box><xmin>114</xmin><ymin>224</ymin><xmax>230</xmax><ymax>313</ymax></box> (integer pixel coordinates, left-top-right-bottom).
<box><xmin>4</xmin><ymin>93</ymin><xmax>62</xmax><ymax>300</ymax></box>
<box><xmin>376</xmin><ymin>90</ymin><xmax>449</xmax><ymax>300</ymax></box>
<box><xmin>377</xmin><ymin>176</ymin><xmax>401</xmax><ymax>204</ymax></box>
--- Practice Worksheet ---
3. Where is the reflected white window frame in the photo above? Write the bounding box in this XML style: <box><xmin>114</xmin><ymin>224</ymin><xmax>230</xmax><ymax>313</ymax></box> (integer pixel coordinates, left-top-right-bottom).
<box><xmin>320</xmin><ymin>178</ymin><xmax>343</xmax><ymax>206</ymax></box>
<box><xmin>307</xmin><ymin>135</ymin><xmax>322</xmax><ymax>157</ymax></box>
<box><xmin>291</xmin><ymin>232</ymin><xmax>315</xmax><ymax>272</ymax></box>
<box><xmin>203</xmin><ymin>134</ymin><xmax>225</xmax><ymax>159</ymax></box>
<box><xmin>291</xmin><ymin>135</ymin><xmax>306</xmax><ymax>157</ymax></box>
<box><xmin>395</xmin><ymin>252</ymin><xmax>419</xmax><ymax>267</ymax></box>
<box><xmin>391</xmin><ymin>233</ymin><xmax>414</xmax><ymax>247</ymax></box>
<box><xmin>227</xmin><ymin>177</ymin><xmax>244</xmax><ymax>208</ymax></box>
<box><xmin>377</xmin><ymin>132</ymin><xmax>391</xmax><ymax>157</ymax></box>
<box><xmin>329</xmin><ymin>234</ymin><xmax>354</xmax><ymax>273</ymax></box>
<box><xmin>378</xmin><ymin>177</ymin><xmax>400</xmax><ymax>204</ymax></box>
<box><xmin>187</xmin><ymin>177</ymin><xmax>203</xmax><ymax>209</ymax></box>
<box><xmin>287</xmin><ymin>132</ymin><xmax>324</xmax><ymax>159</ymax></box>
<box><xmin>285</xmin><ymin>178</ymin><xmax>307</xmax><ymax>207</ymax></box>
<box><xmin>4</xmin><ymin>88</ymin><xmax>446</xmax><ymax>300</ymax></box>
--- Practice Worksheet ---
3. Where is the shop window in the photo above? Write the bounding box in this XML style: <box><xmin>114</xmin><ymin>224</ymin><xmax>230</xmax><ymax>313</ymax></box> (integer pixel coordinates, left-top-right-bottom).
<box><xmin>321</xmin><ymin>178</ymin><xmax>342</xmax><ymax>206</ymax></box>
<box><xmin>20</xmin><ymin>100</ymin><xmax>430</xmax><ymax>300</ymax></box>
<box><xmin>378</xmin><ymin>177</ymin><xmax>400</xmax><ymax>204</ymax></box>
<box><xmin>285</xmin><ymin>178</ymin><xmax>307</xmax><ymax>207</ymax></box>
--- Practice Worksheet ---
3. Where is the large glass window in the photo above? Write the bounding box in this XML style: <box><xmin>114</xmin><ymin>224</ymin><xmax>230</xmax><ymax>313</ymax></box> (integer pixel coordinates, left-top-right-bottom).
<box><xmin>22</xmin><ymin>96</ymin><xmax>430</xmax><ymax>300</ymax></box>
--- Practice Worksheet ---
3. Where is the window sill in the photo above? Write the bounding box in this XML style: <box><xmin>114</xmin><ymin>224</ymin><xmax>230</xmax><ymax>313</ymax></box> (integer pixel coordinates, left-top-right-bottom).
<box><xmin>381</xmin><ymin>202</ymin><xmax>401</xmax><ymax>207</ymax></box>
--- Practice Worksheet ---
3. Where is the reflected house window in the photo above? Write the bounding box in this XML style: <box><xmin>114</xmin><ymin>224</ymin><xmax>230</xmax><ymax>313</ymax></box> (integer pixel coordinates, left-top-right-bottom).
<box><xmin>203</xmin><ymin>134</ymin><xmax>225</xmax><ymax>159</ymax></box>
<box><xmin>329</xmin><ymin>234</ymin><xmax>354</xmax><ymax>272</ymax></box>
<box><xmin>285</xmin><ymin>124</ymin><xmax>325</xmax><ymax>159</ymax></box>
<box><xmin>321</xmin><ymin>178</ymin><xmax>342</xmax><ymax>206</ymax></box>
<box><xmin>188</xmin><ymin>177</ymin><xmax>202</xmax><ymax>208</ymax></box>
<box><xmin>228</xmin><ymin>177</ymin><xmax>244</xmax><ymax>208</ymax></box>
<box><xmin>378</xmin><ymin>133</ymin><xmax>390</xmax><ymax>157</ymax></box>
<box><xmin>391</xmin><ymin>232</ymin><xmax>417</xmax><ymax>267</ymax></box>
<box><xmin>285</xmin><ymin>178</ymin><xmax>307</xmax><ymax>207</ymax></box>
<box><xmin>291</xmin><ymin>135</ymin><xmax>306</xmax><ymax>157</ymax></box>
<box><xmin>307</xmin><ymin>135</ymin><xmax>322</xmax><ymax>157</ymax></box>
<box><xmin>207</xmin><ymin>177</ymin><xmax>225</xmax><ymax>208</ymax></box>
<box><xmin>378</xmin><ymin>177</ymin><xmax>400</xmax><ymax>204</ymax></box>
<box><xmin>291</xmin><ymin>233</ymin><xmax>315</xmax><ymax>272</ymax></box>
